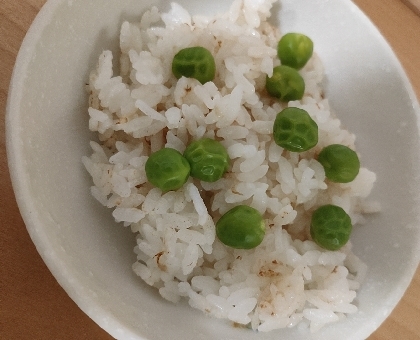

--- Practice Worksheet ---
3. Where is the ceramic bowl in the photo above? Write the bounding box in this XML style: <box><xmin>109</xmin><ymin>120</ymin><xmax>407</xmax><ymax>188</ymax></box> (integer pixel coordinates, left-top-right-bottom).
<box><xmin>6</xmin><ymin>0</ymin><xmax>420</xmax><ymax>339</ymax></box>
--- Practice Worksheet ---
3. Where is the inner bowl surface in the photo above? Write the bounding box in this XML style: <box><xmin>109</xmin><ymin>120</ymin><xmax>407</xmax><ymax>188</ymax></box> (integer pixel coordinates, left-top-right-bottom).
<box><xmin>6</xmin><ymin>0</ymin><xmax>420</xmax><ymax>339</ymax></box>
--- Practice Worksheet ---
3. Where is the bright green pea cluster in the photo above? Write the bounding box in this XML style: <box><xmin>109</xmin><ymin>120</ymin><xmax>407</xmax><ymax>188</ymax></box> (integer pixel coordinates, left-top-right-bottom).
<box><xmin>145</xmin><ymin>139</ymin><xmax>229</xmax><ymax>192</ymax></box>
<box><xmin>317</xmin><ymin>144</ymin><xmax>360</xmax><ymax>183</ymax></box>
<box><xmin>310</xmin><ymin>204</ymin><xmax>352</xmax><ymax>250</ymax></box>
<box><xmin>172</xmin><ymin>46</ymin><xmax>216</xmax><ymax>84</ymax></box>
<box><xmin>143</xmin><ymin>37</ymin><xmax>363</xmax><ymax>254</ymax></box>
<box><xmin>216</xmin><ymin>205</ymin><xmax>266</xmax><ymax>249</ymax></box>
<box><xmin>183</xmin><ymin>138</ymin><xmax>230</xmax><ymax>182</ymax></box>
<box><xmin>266</xmin><ymin>33</ymin><xmax>316</xmax><ymax>155</ymax></box>
<box><xmin>273</xmin><ymin>107</ymin><xmax>318</xmax><ymax>152</ymax></box>
<box><xmin>265</xmin><ymin>32</ymin><xmax>312</xmax><ymax>102</ymax></box>
<box><xmin>309</xmin><ymin>146</ymin><xmax>360</xmax><ymax>249</ymax></box>
<box><xmin>263</xmin><ymin>33</ymin><xmax>360</xmax><ymax>251</ymax></box>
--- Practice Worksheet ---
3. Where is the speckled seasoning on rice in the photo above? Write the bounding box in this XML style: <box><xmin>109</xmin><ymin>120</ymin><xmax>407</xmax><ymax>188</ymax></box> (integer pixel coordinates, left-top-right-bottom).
<box><xmin>82</xmin><ymin>0</ymin><xmax>380</xmax><ymax>333</ymax></box>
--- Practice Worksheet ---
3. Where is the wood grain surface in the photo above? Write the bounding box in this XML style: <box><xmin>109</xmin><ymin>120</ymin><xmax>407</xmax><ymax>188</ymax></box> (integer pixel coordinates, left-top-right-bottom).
<box><xmin>1</xmin><ymin>0</ymin><xmax>419</xmax><ymax>339</ymax></box>
<box><xmin>402</xmin><ymin>0</ymin><xmax>420</xmax><ymax>16</ymax></box>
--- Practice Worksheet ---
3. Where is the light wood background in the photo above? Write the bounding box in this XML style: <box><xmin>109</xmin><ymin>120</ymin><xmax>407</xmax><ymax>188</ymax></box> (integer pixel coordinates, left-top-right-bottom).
<box><xmin>1</xmin><ymin>0</ymin><xmax>419</xmax><ymax>339</ymax></box>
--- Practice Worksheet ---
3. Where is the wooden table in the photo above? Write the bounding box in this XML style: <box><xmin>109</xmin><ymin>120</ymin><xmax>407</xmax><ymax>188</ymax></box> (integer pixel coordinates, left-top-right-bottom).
<box><xmin>1</xmin><ymin>0</ymin><xmax>419</xmax><ymax>339</ymax></box>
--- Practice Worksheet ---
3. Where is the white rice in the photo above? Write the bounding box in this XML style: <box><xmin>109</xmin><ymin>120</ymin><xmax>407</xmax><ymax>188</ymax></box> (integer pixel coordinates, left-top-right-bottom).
<box><xmin>83</xmin><ymin>0</ymin><xmax>380</xmax><ymax>333</ymax></box>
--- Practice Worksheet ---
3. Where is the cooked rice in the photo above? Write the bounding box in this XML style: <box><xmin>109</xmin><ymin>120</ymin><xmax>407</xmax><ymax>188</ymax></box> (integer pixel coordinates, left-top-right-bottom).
<box><xmin>82</xmin><ymin>0</ymin><xmax>379</xmax><ymax>333</ymax></box>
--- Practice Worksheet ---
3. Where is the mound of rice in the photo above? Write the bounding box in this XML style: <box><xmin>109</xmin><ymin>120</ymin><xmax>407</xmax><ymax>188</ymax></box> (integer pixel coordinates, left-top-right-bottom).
<box><xmin>83</xmin><ymin>0</ymin><xmax>380</xmax><ymax>333</ymax></box>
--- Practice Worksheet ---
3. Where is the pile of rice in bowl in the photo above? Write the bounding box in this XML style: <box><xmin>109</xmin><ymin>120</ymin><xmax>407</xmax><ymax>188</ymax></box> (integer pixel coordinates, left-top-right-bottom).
<box><xmin>83</xmin><ymin>0</ymin><xmax>380</xmax><ymax>333</ymax></box>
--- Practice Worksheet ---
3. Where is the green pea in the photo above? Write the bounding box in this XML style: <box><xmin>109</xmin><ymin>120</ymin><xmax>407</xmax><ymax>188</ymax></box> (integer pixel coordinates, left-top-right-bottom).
<box><xmin>278</xmin><ymin>33</ymin><xmax>313</xmax><ymax>70</ymax></box>
<box><xmin>216</xmin><ymin>205</ymin><xmax>266</xmax><ymax>249</ymax></box>
<box><xmin>317</xmin><ymin>144</ymin><xmax>360</xmax><ymax>183</ymax></box>
<box><xmin>310</xmin><ymin>204</ymin><xmax>352</xmax><ymax>251</ymax></box>
<box><xmin>183</xmin><ymin>138</ymin><xmax>230</xmax><ymax>182</ymax></box>
<box><xmin>145</xmin><ymin>148</ymin><xmax>190</xmax><ymax>192</ymax></box>
<box><xmin>172</xmin><ymin>46</ymin><xmax>216</xmax><ymax>84</ymax></box>
<box><xmin>265</xmin><ymin>65</ymin><xmax>305</xmax><ymax>101</ymax></box>
<box><xmin>273</xmin><ymin>107</ymin><xmax>318</xmax><ymax>152</ymax></box>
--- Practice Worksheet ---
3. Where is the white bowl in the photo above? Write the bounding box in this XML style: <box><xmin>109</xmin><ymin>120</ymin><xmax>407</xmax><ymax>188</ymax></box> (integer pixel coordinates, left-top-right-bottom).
<box><xmin>6</xmin><ymin>0</ymin><xmax>420</xmax><ymax>339</ymax></box>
